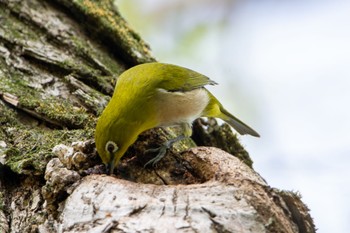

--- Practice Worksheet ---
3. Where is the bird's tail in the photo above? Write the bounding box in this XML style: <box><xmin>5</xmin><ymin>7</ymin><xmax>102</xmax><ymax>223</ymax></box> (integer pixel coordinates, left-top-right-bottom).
<box><xmin>219</xmin><ymin>107</ymin><xmax>260</xmax><ymax>137</ymax></box>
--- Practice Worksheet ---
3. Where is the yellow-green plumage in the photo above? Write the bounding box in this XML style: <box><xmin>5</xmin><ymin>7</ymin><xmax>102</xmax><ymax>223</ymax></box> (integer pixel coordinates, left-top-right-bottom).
<box><xmin>95</xmin><ymin>62</ymin><xmax>259</xmax><ymax>173</ymax></box>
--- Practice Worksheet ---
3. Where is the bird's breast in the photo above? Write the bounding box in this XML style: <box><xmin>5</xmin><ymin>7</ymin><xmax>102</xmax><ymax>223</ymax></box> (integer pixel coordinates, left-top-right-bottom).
<box><xmin>155</xmin><ymin>88</ymin><xmax>209</xmax><ymax>126</ymax></box>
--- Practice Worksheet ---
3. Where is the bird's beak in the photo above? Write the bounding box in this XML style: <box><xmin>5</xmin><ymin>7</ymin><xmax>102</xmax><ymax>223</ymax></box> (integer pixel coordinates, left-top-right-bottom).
<box><xmin>106</xmin><ymin>152</ymin><xmax>117</xmax><ymax>175</ymax></box>
<box><xmin>106</xmin><ymin>161</ymin><xmax>115</xmax><ymax>175</ymax></box>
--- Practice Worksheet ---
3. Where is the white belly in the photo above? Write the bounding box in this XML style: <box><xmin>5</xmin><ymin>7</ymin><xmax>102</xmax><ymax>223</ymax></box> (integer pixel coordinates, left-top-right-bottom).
<box><xmin>155</xmin><ymin>88</ymin><xmax>209</xmax><ymax>126</ymax></box>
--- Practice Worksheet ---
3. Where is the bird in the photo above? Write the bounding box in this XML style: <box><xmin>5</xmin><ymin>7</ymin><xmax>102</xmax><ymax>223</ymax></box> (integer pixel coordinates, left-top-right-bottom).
<box><xmin>95</xmin><ymin>62</ymin><xmax>259</xmax><ymax>174</ymax></box>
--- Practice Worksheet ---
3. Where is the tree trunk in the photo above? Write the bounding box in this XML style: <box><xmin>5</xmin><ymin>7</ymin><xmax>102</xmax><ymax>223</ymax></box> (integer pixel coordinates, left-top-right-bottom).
<box><xmin>0</xmin><ymin>0</ymin><xmax>315</xmax><ymax>232</ymax></box>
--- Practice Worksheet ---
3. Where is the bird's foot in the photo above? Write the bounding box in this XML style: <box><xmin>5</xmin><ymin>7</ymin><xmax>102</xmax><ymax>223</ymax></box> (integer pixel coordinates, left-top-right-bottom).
<box><xmin>144</xmin><ymin>135</ymin><xmax>186</xmax><ymax>167</ymax></box>
<box><xmin>144</xmin><ymin>146</ymin><xmax>168</xmax><ymax>167</ymax></box>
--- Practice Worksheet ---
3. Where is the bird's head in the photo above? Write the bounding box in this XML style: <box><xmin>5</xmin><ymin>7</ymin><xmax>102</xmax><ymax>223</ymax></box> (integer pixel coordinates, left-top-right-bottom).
<box><xmin>95</xmin><ymin>111</ymin><xmax>142</xmax><ymax>175</ymax></box>
<box><xmin>95</xmin><ymin>126</ymin><xmax>123</xmax><ymax>174</ymax></box>
<box><xmin>95</xmin><ymin>111</ymin><xmax>127</xmax><ymax>175</ymax></box>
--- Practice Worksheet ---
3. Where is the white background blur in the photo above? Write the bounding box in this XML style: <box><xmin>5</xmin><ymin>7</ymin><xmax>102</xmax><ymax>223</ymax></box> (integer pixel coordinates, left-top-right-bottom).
<box><xmin>118</xmin><ymin>0</ymin><xmax>350</xmax><ymax>232</ymax></box>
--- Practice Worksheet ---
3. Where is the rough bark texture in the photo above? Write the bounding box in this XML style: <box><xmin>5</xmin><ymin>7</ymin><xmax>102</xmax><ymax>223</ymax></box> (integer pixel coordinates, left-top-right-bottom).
<box><xmin>0</xmin><ymin>0</ymin><xmax>315</xmax><ymax>232</ymax></box>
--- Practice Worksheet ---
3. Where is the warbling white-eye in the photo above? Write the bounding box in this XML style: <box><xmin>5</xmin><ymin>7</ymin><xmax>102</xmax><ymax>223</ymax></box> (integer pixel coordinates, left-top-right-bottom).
<box><xmin>95</xmin><ymin>62</ymin><xmax>259</xmax><ymax>174</ymax></box>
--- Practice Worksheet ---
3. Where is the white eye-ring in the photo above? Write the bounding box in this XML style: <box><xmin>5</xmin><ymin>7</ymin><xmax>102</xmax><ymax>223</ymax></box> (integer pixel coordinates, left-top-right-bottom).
<box><xmin>105</xmin><ymin>141</ymin><xmax>119</xmax><ymax>154</ymax></box>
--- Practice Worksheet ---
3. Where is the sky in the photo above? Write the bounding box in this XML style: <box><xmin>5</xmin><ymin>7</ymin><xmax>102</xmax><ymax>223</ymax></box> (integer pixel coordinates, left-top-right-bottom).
<box><xmin>119</xmin><ymin>0</ymin><xmax>350</xmax><ymax>232</ymax></box>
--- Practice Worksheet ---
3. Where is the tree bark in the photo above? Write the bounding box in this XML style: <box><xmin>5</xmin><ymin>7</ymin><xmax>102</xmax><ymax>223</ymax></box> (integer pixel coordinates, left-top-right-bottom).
<box><xmin>0</xmin><ymin>0</ymin><xmax>315</xmax><ymax>232</ymax></box>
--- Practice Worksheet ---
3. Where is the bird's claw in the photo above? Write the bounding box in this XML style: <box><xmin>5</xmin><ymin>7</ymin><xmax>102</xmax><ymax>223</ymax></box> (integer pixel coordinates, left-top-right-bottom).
<box><xmin>144</xmin><ymin>135</ymin><xmax>186</xmax><ymax>168</ymax></box>
<box><xmin>144</xmin><ymin>145</ymin><xmax>168</xmax><ymax>167</ymax></box>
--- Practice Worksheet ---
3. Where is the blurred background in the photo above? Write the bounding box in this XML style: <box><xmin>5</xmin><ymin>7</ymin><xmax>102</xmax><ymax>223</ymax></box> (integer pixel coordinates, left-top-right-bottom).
<box><xmin>118</xmin><ymin>0</ymin><xmax>350</xmax><ymax>232</ymax></box>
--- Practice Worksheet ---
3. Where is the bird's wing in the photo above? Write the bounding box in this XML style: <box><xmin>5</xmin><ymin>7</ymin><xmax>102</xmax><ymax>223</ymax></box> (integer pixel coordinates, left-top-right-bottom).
<box><xmin>157</xmin><ymin>63</ymin><xmax>217</xmax><ymax>92</ymax></box>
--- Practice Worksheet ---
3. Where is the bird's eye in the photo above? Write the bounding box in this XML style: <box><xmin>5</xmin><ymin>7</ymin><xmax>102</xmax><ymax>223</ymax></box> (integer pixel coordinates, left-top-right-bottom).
<box><xmin>105</xmin><ymin>141</ymin><xmax>119</xmax><ymax>154</ymax></box>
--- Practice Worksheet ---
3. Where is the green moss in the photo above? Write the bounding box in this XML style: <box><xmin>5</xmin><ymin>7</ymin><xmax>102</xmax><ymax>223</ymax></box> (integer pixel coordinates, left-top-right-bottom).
<box><xmin>0</xmin><ymin>101</ymin><xmax>18</xmax><ymax>126</ymax></box>
<box><xmin>0</xmin><ymin>60</ymin><xmax>35</xmax><ymax>97</ymax></box>
<box><xmin>19</xmin><ymin>96</ymin><xmax>94</xmax><ymax>129</ymax></box>
<box><xmin>0</xmin><ymin>106</ymin><xmax>16</xmax><ymax>147</ymax></box>
<box><xmin>4</xmin><ymin>127</ymin><xmax>94</xmax><ymax>175</ymax></box>
<box><xmin>0</xmin><ymin>67</ymin><xmax>94</xmax><ymax>130</ymax></box>
<box><xmin>0</xmin><ymin>67</ymin><xmax>96</xmax><ymax>175</ymax></box>
<box><xmin>56</xmin><ymin>0</ymin><xmax>155</xmax><ymax>65</ymax></box>
<box><xmin>0</xmin><ymin>7</ymin><xmax>41</xmax><ymax>44</ymax></box>
<box><xmin>1</xmin><ymin>11</ymin><xmax>112</xmax><ymax>87</ymax></box>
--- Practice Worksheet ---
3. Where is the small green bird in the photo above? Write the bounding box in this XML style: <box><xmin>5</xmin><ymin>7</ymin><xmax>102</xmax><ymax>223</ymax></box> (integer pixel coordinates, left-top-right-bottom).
<box><xmin>95</xmin><ymin>63</ymin><xmax>259</xmax><ymax>174</ymax></box>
